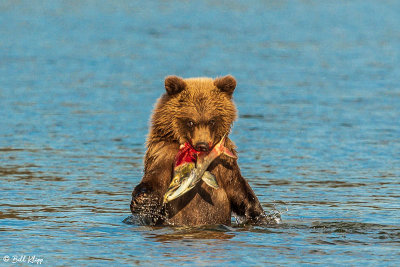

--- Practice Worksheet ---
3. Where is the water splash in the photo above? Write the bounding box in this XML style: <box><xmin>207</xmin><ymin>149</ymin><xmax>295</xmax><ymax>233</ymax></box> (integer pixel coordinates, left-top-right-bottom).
<box><xmin>232</xmin><ymin>209</ymin><xmax>282</xmax><ymax>226</ymax></box>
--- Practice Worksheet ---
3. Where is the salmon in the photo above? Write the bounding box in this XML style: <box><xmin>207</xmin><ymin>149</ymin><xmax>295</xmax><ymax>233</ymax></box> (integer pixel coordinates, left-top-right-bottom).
<box><xmin>163</xmin><ymin>135</ymin><xmax>236</xmax><ymax>203</ymax></box>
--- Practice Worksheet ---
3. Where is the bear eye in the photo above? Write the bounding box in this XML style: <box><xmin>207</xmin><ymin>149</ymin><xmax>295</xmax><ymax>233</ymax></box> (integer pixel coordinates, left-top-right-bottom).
<box><xmin>209</xmin><ymin>120</ymin><xmax>215</xmax><ymax>126</ymax></box>
<box><xmin>187</xmin><ymin>121</ymin><xmax>195</xmax><ymax>128</ymax></box>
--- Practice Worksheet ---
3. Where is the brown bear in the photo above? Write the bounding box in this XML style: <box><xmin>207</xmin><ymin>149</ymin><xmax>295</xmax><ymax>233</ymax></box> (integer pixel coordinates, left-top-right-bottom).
<box><xmin>130</xmin><ymin>75</ymin><xmax>269</xmax><ymax>226</ymax></box>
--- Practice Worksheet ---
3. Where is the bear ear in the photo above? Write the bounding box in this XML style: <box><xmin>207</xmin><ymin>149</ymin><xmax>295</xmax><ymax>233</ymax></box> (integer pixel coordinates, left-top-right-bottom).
<box><xmin>214</xmin><ymin>75</ymin><xmax>236</xmax><ymax>97</ymax></box>
<box><xmin>165</xmin><ymin>76</ymin><xmax>186</xmax><ymax>95</ymax></box>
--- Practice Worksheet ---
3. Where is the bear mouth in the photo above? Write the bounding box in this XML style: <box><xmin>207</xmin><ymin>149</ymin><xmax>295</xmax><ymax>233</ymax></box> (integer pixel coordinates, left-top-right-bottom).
<box><xmin>187</xmin><ymin>140</ymin><xmax>214</xmax><ymax>153</ymax></box>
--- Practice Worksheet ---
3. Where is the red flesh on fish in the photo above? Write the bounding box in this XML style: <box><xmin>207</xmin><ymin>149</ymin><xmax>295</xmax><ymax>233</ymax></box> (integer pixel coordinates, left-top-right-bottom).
<box><xmin>174</xmin><ymin>143</ymin><xmax>200</xmax><ymax>167</ymax></box>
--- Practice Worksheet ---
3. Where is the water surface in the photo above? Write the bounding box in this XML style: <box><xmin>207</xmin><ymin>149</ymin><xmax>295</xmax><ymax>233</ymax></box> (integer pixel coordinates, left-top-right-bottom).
<box><xmin>1</xmin><ymin>0</ymin><xmax>399</xmax><ymax>265</ymax></box>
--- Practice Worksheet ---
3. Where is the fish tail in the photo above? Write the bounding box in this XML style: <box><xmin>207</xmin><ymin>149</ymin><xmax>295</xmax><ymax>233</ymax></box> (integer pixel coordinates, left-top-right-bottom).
<box><xmin>219</xmin><ymin>134</ymin><xmax>237</xmax><ymax>158</ymax></box>
<box><xmin>223</xmin><ymin>146</ymin><xmax>236</xmax><ymax>158</ymax></box>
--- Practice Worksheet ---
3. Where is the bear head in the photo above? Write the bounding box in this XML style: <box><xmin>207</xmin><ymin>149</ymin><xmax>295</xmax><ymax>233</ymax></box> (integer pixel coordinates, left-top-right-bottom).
<box><xmin>149</xmin><ymin>75</ymin><xmax>237</xmax><ymax>151</ymax></box>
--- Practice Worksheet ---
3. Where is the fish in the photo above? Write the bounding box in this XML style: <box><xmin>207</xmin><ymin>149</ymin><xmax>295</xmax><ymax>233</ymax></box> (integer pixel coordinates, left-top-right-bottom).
<box><xmin>163</xmin><ymin>135</ymin><xmax>236</xmax><ymax>204</ymax></box>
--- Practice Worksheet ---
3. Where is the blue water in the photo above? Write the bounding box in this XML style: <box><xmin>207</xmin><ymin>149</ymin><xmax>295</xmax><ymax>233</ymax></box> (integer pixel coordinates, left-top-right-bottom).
<box><xmin>1</xmin><ymin>0</ymin><xmax>400</xmax><ymax>265</ymax></box>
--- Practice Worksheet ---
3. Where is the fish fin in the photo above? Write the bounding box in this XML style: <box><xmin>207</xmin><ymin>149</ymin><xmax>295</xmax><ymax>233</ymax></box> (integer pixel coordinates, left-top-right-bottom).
<box><xmin>202</xmin><ymin>171</ymin><xmax>219</xmax><ymax>189</ymax></box>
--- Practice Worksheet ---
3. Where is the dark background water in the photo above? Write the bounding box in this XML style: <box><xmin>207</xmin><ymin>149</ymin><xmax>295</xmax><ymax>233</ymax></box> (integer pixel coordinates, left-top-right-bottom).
<box><xmin>1</xmin><ymin>0</ymin><xmax>399</xmax><ymax>265</ymax></box>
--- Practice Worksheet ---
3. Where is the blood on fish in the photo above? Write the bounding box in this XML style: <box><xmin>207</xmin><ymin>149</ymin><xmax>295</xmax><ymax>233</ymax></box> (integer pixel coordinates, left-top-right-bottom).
<box><xmin>174</xmin><ymin>143</ymin><xmax>200</xmax><ymax>167</ymax></box>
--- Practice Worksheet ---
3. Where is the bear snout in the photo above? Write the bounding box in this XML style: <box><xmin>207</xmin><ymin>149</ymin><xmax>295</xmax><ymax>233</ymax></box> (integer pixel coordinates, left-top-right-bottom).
<box><xmin>194</xmin><ymin>142</ymin><xmax>210</xmax><ymax>152</ymax></box>
<box><xmin>191</xmin><ymin>125</ymin><xmax>213</xmax><ymax>152</ymax></box>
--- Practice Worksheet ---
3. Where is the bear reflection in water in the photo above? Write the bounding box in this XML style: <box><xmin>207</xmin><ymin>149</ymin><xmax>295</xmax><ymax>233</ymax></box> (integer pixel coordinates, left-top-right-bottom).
<box><xmin>130</xmin><ymin>75</ymin><xmax>280</xmax><ymax>226</ymax></box>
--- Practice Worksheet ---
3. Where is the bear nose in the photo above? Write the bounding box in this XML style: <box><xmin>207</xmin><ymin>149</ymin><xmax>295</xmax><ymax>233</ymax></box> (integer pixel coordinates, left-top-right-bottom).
<box><xmin>194</xmin><ymin>142</ymin><xmax>210</xmax><ymax>152</ymax></box>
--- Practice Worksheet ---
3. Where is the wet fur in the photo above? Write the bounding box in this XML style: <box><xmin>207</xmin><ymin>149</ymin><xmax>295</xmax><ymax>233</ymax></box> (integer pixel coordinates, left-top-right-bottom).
<box><xmin>130</xmin><ymin>75</ymin><xmax>265</xmax><ymax>226</ymax></box>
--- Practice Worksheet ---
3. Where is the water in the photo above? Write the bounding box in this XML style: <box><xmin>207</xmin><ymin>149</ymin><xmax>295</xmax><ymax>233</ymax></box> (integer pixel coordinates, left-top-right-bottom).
<box><xmin>1</xmin><ymin>0</ymin><xmax>399</xmax><ymax>265</ymax></box>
